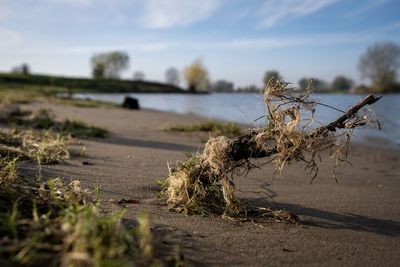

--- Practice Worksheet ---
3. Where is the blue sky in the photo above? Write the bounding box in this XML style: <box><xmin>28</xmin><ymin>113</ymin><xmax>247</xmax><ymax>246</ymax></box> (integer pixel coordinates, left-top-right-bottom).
<box><xmin>0</xmin><ymin>0</ymin><xmax>399</xmax><ymax>87</ymax></box>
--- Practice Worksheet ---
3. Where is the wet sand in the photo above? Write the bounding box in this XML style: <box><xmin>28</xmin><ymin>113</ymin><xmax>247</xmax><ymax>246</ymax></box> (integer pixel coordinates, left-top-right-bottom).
<box><xmin>22</xmin><ymin>103</ymin><xmax>400</xmax><ymax>266</ymax></box>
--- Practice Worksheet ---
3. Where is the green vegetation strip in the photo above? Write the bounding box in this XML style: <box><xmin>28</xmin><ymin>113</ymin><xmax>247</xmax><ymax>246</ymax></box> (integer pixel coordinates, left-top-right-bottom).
<box><xmin>2</xmin><ymin>107</ymin><xmax>109</xmax><ymax>139</ymax></box>
<box><xmin>166</xmin><ymin>121</ymin><xmax>243</xmax><ymax>138</ymax></box>
<box><xmin>0</xmin><ymin>72</ymin><xmax>184</xmax><ymax>93</ymax></box>
<box><xmin>0</xmin><ymin>83</ymin><xmax>118</xmax><ymax>108</ymax></box>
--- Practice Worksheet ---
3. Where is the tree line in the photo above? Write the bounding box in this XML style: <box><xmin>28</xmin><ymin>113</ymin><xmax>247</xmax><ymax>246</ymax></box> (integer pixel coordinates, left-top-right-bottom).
<box><xmin>252</xmin><ymin>42</ymin><xmax>400</xmax><ymax>93</ymax></box>
<box><xmin>88</xmin><ymin>41</ymin><xmax>400</xmax><ymax>93</ymax></box>
<box><xmin>10</xmin><ymin>41</ymin><xmax>400</xmax><ymax>93</ymax></box>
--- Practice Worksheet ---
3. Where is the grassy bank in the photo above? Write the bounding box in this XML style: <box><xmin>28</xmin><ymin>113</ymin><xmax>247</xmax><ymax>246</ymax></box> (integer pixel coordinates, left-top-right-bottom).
<box><xmin>0</xmin><ymin>83</ymin><xmax>120</xmax><ymax>108</ymax></box>
<box><xmin>0</xmin><ymin>72</ymin><xmax>185</xmax><ymax>93</ymax></box>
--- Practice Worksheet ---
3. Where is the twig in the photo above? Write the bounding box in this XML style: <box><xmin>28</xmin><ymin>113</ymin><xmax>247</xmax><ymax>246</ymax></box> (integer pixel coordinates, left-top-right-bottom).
<box><xmin>226</xmin><ymin>95</ymin><xmax>381</xmax><ymax>162</ymax></box>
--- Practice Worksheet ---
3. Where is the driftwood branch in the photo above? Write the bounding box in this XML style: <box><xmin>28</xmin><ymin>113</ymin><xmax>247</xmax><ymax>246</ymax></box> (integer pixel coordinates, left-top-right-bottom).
<box><xmin>227</xmin><ymin>94</ymin><xmax>381</xmax><ymax>162</ymax></box>
<box><xmin>310</xmin><ymin>94</ymin><xmax>381</xmax><ymax>136</ymax></box>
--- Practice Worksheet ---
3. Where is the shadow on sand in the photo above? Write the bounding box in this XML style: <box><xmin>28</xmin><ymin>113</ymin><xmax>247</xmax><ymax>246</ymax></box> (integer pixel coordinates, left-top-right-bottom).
<box><xmin>248</xmin><ymin>197</ymin><xmax>400</xmax><ymax>237</ymax></box>
<box><xmin>93</xmin><ymin>136</ymin><xmax>198</xmax><ymax>152</ymax></box>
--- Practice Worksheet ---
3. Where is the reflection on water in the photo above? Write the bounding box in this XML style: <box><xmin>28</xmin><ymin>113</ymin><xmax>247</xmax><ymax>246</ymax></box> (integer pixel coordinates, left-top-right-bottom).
<box><xmin>73</xmin><ymin>92</ymin><xmax>400</xmax><ymax>146</ymax></box>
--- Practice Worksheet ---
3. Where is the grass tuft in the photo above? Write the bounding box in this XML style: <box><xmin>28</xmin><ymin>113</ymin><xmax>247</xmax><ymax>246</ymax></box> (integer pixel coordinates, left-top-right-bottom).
<box><xmin>166</xmin><ymin>121</ymin><xmax>243</xmax><ymax>138</ymax></box>
<box><xmin>2</xmin><ymin>107</ymin><xmax>109</xmax><ymax>139</ymax></box>
<box><xmin>59</xmin><ymin>119</ymin><xmax>109</xmax><ymax>138</ymax></box>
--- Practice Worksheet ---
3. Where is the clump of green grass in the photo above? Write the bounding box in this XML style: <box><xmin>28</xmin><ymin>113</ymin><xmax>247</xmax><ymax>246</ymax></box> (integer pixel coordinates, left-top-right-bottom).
<box><xmin>59</xmin><ymin>119</ymin><xmax>109</xmax><ymax>138</ymax></box>
<box><xmin>166</xmin><ymin>120</ymin><xmax>243</xmax><ymax>138</ymax></box>
<box><xmin>27</xmin><ymin>108</ymin><xmax>56</xmax><ymax>129</ymax></box>
<box><xmin>0</xmin><ymin>155</ymin><xmax>157</xmax><ymax>266</ymax></box>
<box><xmin>0</xmin><ymin>156</ymin><xmax>18</xmax><ymax>182</ymax></box>
<box><xmin>54</xmin><ymin>97</ymin><xmax>119</xmax><ymax>108</ymax></box>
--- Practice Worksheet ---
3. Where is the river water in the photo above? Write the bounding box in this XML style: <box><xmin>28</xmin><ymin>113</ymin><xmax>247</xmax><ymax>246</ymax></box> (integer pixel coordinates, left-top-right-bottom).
<box><xmin>72</xmin><ymin>92</ymin><xmax>400</xmax><ymax>146</ymax></box>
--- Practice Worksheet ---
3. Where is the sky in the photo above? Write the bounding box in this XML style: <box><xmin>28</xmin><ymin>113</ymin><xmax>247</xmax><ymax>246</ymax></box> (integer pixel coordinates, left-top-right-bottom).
<box><xmin>0</xmin><ymin>0</ymin><xmax>399</xmax><ymax>88</ymax></box>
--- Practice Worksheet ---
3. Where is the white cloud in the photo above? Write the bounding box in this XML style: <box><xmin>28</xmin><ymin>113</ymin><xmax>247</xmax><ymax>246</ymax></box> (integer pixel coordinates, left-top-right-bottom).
<box><xmin>0</xmin><ymin>5</ymin><xmax>13</xmax><ymax>20</ymax></box>
<box><xmin>5</xmin><ymin>31</ymin><xmax>378</xmax><ymax>58</ymax></box>
<box><xmin>69</xmin><ymin>42</ymin><xmax>172</xmax><ymax>53</ymax></box>
<box><xmin>0</xmin><ymin>27</ymin><xmax>21</xmax><ymax>47</ymax></box>
<box><xmin>11</xmin><ymin>42</ymin><xmax>174</xmax><ymax>57</ymax></box>
<box><xmin>140</xmin><ymin>0</ymin><xmax>222</xmax><ymax>29</ymax></box>
<box><xmin>44</xmin><ymin>0</ymin><xmax>95</xmax><ymax>6</ymax></box>
<box><xmin>347</xmin><ymin>0</ymin><xmax>390</xmax><ymax>17</ymax></box>
<box><xmin>180</xmin><ymin>38</ymin><xmax>293</xmax><ymax>50</ymax></box>
<box><xmin>257</xmin><ymin>0</ymin><xmax>339</xmax><ymax>28</ymax></box>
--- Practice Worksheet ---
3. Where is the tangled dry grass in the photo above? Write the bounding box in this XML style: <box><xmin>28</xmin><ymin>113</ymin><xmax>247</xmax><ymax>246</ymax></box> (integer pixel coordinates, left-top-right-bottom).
<box><xmin>162</xmin><ymin>79</ymin><xmax>380</xmax><ymax>220</ymax></box>
<box><xmin>0</xmin><ymin>128</ymin><xmax>69</xmax><ymax>164</ymax></box>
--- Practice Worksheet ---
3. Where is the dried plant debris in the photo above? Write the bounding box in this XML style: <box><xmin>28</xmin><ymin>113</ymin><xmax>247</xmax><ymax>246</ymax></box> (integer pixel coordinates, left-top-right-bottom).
<box><xmin>0</xmin><ymin>156</ymin><xmax>158</xmax><ymax>267</ymax></box>
<box><xmin>2</xmin><ymin>107</ymin><xmax>109</xmax><ymax>138</ymax></box>
<box><xmin>166</xmin><ymin>121</ymin><xmax>243</xmax><ymax>138</ymax></box>
<box><xmin>162</xmin><ymin>79</ymin><xmax>381</xmax><ymax>221</ymax></box>
<box><xmin>0</xmin><ymin>128</ymin><xmax>69</xmax><ymax>164</ymax></box>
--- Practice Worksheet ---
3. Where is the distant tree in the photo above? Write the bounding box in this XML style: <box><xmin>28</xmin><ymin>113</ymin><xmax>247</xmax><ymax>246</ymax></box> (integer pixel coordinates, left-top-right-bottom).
<box><xmin>92</xmin><ymin>63</ymin><xmax>105</xmax><ymax>79</ymax></box>
<box><xmin>263</xmin><ymin>70</ymin><xmax>282</xmax><ymax>87</ymax></box>
<box><xmin>183</xmin><ymin>59</ymin><xmax>209</xmax><ymax>92</ymax></box>
<box><xmin>298</xmin><ymin>78</ymin><xmax>312</xmax><ymax>91</ymax></box>
<box><xmin>91</xmin><ymin>51</ymin><xmax>129</xmax><ymax>79</ymax></box>
<box><xmin>211</xmin><ymin>80</ymin><xmax>234</xmax><ymax>92</ymax></box>
<box><xmin>332</xmin><ymin>75</ymin><xmax>353</xmax><ymax>91</ymax></box>
<box><xmin>165</xmin><ymin>67</ymin><xmax>180</xmax><ymax>86</ymax></box>
<box><xmin>12</xmin><ymin>63</ymin><xmax>30</xmax><ymax>75</ymax></box>
<box><xmin>133</xmin><ymin>71</ymin><xmax>145</xmax><ymax>81</ymax></box>
<box><xmin>359</xmin><ymin>42</ymin><xmax>400</xmax><ymax>92</ymax></box>
<box><xmin>298</xmin><ymin>77</ymin><xmax>329</xmax><ymax>92</ymax></box>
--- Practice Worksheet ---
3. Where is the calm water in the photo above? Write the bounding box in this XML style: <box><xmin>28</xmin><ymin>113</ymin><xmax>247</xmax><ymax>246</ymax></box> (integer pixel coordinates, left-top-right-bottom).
<box><xmin>73</xmin><ymin>92</ymin><xmax>400</xmax><ymax>146</ymax></box>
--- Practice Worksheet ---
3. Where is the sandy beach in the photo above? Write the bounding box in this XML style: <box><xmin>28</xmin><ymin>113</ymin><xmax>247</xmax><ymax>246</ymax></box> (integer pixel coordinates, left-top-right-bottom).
<box><xmin>17</xmin><ymin>102</ymin><xmax>400</xmax><ymax>266</ymax></box>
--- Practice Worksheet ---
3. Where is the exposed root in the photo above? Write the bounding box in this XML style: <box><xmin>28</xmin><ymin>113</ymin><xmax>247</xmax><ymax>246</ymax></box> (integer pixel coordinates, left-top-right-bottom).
<box><xmin>162</xmin><ymin>79</ymin><xmax>381</xmax><ymax>221</ymax></box>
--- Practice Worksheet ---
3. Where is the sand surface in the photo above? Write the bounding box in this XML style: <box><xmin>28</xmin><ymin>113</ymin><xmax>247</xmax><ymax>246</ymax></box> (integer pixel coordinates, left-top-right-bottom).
<box><xmin>20</xmin><ymin>103</ymin><xmax>400</xmax><ymax>266</ymax></box>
